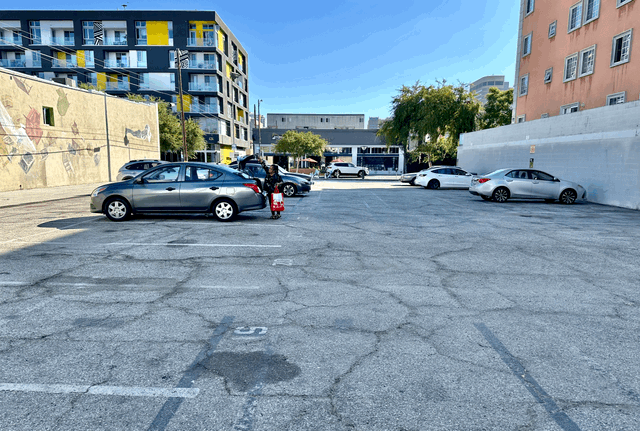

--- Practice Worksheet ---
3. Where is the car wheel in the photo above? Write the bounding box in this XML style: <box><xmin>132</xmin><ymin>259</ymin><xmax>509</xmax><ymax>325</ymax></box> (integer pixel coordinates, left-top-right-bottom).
<box><xmin>492</xmin><ymin>187</ymin><xmax>509</xmax><ymax>203</ymax></box>
<box><xmin>282</xmin><ymin>183</ymin><xmax>296</xmax><ymax>197</ymax></box>
<box><xmin>427</xmin><ymin>180</ymin><xmax>440</xmax><ymax>190</ymax></box>
<box><xmin>212</xmin><ymin>199</ymin><xmax>237</xmax><ymax>221</ymax></box>
<box><xmin>358</xmin><ymin>171</ymin><xmax>366</xmax><ymax>179</ymax></box>
<box><xmin>104</xmin><ymin>197</ymin><xmax>131</xmax><ymax>222</ymax></box>
<box><xmin>481</xmin><ymin>195</ymin><xmax>491</xmax><ymax>201</ymax></box>
<box><xmin>334</xmin><ymin>170</ymin><xmax>341</xmax><ymax>178</ymax></box>
<box><xmin>559</xmin><ymin>189</ymin><xmax>577</xmax><ymax>204</ymax></box>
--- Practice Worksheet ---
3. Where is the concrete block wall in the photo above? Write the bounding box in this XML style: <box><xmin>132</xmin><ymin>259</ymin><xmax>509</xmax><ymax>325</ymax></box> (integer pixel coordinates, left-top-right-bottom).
<box><xmin>457</xmin><ymin>101</ymin><xmax>640</xmax><ymax>210</ymax></box>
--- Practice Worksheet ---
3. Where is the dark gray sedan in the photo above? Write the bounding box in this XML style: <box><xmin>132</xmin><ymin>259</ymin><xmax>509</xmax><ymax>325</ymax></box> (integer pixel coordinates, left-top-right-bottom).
<box><xmin>90</xmin><ymin>162</ymin><xmax>266</xmax><ymax>221</ymax></box>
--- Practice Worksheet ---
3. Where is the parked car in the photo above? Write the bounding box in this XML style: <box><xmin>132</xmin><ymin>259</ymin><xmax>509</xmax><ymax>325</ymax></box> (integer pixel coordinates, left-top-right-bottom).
<box><xmin>238</xmin><ymin>160</ymin><xmax>312</xmax><ymax>197</ymax></box>
<box><xmin>90</xmin><ymin>162</ymin><xmax>266</xmax><ymax>222</ymax></box>
<box><xmin>230</xmin><ymin>157</ymin><xmax>313</xmax><ymax>183</ymax></box>
<box><xmin>415</xmin><ymin>166</ymin><xmax>474</xmax><ymax>189</ymax></box>
<box><xmin>469</xmin><ymin>168</ymin><xmax>587</xmax><ymax>204</ymax></box>
<box><xmin>400</xmin><ymin>172</ymin><xmax>419</xmax><ymax>185</ymax></box>
<box><xmin>326</xmin><ymin>162</ymin><xmax>369</xmax><ymax>179</ymax></box>
<box><xmin>116</xmin><ymin>159</ymin><xmax>167</xmax><ymax>181</ymax></box>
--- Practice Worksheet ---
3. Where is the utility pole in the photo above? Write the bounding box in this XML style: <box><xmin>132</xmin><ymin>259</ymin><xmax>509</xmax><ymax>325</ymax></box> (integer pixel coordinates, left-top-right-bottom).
<box><xmin>258</xmin><ymin>99</ymin><xmax>262</xmax><ymax>157</ymax></box>
<box><xmin>176</xmin><ymin>48</ymin><xmax>188</xmax><ymax>161</ymax></box>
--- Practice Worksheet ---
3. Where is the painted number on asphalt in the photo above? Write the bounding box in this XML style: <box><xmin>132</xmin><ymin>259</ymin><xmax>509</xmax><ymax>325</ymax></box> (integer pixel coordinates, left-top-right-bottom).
<box><xmin>273</xmin><ymin>259</ymin><xmax>293</xmax><ymax>266</ymax></box>
<box><xmin>234</xmin><ymin>326</ymin><xmax>268</xmax><ymax>336</ymax></box>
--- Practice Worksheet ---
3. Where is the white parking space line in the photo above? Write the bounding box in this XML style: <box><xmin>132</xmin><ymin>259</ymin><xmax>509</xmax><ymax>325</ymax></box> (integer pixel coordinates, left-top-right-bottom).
<box><xmin>0</xmin><ymin>281</ymin><xmax>261</xmax><ymax>290</ymax></box>
<box><xmin>0</xmin><ymin>383</ymin><xmax>199</xmax><ymax>398</ymax></box>
<box><xmin>3</xmin><ymin>241</ymin><xmax>281</xmax><ymax>248</ymax></box>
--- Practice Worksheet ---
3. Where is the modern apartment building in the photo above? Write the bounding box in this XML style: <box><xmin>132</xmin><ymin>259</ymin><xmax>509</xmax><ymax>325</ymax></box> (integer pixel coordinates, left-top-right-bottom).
<box><xmin>514</xmin><ymin>0</ymin><xmax>637</xmax><ymax>122</ymax></box>
<box><xmin>267</xmin><ymin>113</ymin><xmax>365</xmax><ymax>130</ymax></box>
<box><xmin>0</xmin><ymin>10</ymin><xmax>249</xmax><ymax>163</ymax></box>
<box><xmin>469</xmin><ymin>75</ymin><xmax>511</xmax><ymax>105</ymax></box>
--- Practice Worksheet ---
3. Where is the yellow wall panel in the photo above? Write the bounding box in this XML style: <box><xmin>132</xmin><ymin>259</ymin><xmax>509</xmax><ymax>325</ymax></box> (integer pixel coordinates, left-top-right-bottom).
<box><xmin>96</xmin><ymin>73</ymin><xmax>107</xmax><ymax>90</ymax></box>
<box><xmin>226</xmin><ymin>62</ymin><xmax>232</xmax><ymax>78</ymax></box>
<box><xmin>220</xmin><ymin>145</ymin><xmax>233</xmax><ymax>164</ymax></box>
<box><xmin>147</xmin><ymin>21</ymin><xmax>169</xmax><ymax>46</ymax></box>
<box><xmin>108</xmin><ymin>74</ymin><xmax>117</xmax><ymax>83</ymax></box>
<box><xmin>218</xmin><ymin>29</ymin><xmax>225</xmax><ymax>51</ymax></box>
<box><xmin>238</xmin><ymin>53</ymin><xmax>244</xmax><ymax>68</ymax></box>
<box><xmin>56</xmin><ymin>52</ymin><xmax>66</xmax><ymax>60</ymax></box>
<box><xmin>237</xmin><ymin>108</ymin><xmax>244</xmax><ymax>121</ymax></box>
<box><xmin>77</xmin><ymin>50</ymin><xmax>86</xmax><ymax>67</ymax></box>
<box><xmin>177</xmin><ymin>94</ymin><xmax>192</xmax><ymax>112</ymax></box>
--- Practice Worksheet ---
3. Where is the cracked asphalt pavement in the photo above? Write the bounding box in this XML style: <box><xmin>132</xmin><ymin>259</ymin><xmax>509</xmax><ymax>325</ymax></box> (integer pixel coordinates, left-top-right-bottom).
<box><xmin>1</xmin><ymin>178</ymin><xmax>639</xmax><ymax>430</ymax></box>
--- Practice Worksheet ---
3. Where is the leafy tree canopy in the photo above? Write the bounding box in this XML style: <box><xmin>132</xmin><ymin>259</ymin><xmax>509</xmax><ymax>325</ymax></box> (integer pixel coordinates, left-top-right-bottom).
<box><xmin>478</xmin><ymin>87</ymin><xmax>513</xmax><ymax>130</ymax></box>
<box><xmin>274</xmin><ymin>130</ymin><xmax>328</xmax><ymax>171</ymax></box>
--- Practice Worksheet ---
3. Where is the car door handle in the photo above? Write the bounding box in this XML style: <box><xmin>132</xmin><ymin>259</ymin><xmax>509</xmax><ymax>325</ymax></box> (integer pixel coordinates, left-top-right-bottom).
<box><xmin>209</xmin><ymin>186</ymin><xmax>219</xmax><ymax>191</ymax></box>
<box><xmin>532</xmin><ymin>181</ymin><xmax>539</xmax><ymax>184</ymax></box>
<box><xmin>166</xmin><ymin>187</ymin><xmax>176</xmax><ymax>191</ymax></box>
<box><xmin>506</xmin><ymin>179</ymin><xmax>513</xmax><ymax>182</ymax></box>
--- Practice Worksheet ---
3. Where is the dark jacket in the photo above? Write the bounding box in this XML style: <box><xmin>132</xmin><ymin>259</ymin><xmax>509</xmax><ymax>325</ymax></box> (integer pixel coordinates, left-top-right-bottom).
<box><xmin>261</xmin><ymin>161</ymin><xmax>282</xmax><ymax>194</ymax></box>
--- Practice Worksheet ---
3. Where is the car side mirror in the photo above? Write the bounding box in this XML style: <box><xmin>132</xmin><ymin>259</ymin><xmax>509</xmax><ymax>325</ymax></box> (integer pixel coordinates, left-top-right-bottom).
<box><xmin>134</xmin><ymin>177</ymin><xmax>145</xmax><ymax>184</ymax></box>
<box><xmin>554</xmin><ymin>177</ymin><xmax>560</xmax><ymax>182</ymax></box>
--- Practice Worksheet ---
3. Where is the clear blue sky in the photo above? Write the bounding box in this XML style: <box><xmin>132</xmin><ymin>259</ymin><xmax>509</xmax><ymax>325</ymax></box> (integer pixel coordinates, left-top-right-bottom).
<box><xmin>4</xmin><ymin>1</ymin><xmax>520</xmax><ymax>120</ymax></box>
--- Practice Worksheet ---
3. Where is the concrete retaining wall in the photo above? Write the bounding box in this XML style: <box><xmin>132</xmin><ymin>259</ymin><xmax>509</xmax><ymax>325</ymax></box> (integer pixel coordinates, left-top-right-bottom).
<box><xmin>457</xmin><ymin>101</ymin><xmax>640</xmax><ymax>210</ymax></box>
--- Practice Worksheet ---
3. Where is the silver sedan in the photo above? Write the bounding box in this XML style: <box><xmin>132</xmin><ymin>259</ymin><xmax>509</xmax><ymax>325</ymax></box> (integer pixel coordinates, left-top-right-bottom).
<box><xmin>90</xmin><ymin>162</ymin><xmax>266</xmax><ymax>221</ymax></box>
<box><xmin>469</xmin><ymin>168</ymin><xmax>587</xmax><ymax>204</ymax></box>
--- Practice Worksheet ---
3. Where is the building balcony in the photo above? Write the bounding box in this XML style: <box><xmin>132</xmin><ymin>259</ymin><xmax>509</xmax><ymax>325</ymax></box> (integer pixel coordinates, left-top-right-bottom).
<box><xmin>104</xmin><ymin>36</ymin><xmax>128</xmax><ymax>46</ymax></box>
<box><xmin>188</xmin><ymin>82</ymin><xmax>219</xmax><ymax>92</ymax></box>
<box><xmin>51</xmin><ymin>37</ymin><xmax>75</xmax><ymax>46</ymax></box>
<box><xmin>139</xmin><ymin>83</ymin><xmax>175</xmax><ymax>91</ymax></box>
<box><xmin>189</xmin><ymin>62</ymin><xmax>217</xmax><ymax>70</ymax></box>
<box><xmin>105</xmin><ymin>82</ymin><xmax>130</xmax><ymax>91</ymax></box>
<box><xmin>0</xmin><ymin>59</ymin><xmax>26</xmax><ymax>67</ymax></box>
<box><xmin>104</xmin><ymin>59</ymin><xmax>129</xmax><ymax>68</ymax></box>
<box><xmin>190</xmin><ymin>104</ymin><xmax>219</xmax><ymax>114</ymax></box>
<box><xmin>187</xmin><ymin>37</ymin><xmax>217</xmax><ymax>48</ymax></box>
<box><xmin>0</xmin><ymin>36</ymin><xmax>22</xmax><ymax>46</ymax></box>
<box><xmin>52</xmin><ymin>59</ymin><xmax>77</xmax><ymax>68</ymax></box>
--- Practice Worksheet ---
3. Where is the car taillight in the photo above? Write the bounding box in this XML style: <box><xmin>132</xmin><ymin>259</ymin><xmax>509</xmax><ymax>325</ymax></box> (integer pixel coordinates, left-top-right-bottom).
<box><xmin>477</xmin><ymin>178</ymin><xmax>491</xmax><ymax>184</ymax></box>
<box><xmin>243</xmin><ymin>183</ymin><xmax>261</xmax><ymax>194</ymax></box>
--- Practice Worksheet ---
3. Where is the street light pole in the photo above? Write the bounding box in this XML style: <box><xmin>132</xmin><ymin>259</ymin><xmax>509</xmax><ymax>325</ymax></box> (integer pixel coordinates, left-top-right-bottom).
<box><xmin>176</xmin><ymin>49</ymin><xmax>188</xmax><ymax>161</ymax></box>
<box><xmin>258</xmin><ymin>99</ymin><xmax>262</xmax><ymax>157</ymax></box>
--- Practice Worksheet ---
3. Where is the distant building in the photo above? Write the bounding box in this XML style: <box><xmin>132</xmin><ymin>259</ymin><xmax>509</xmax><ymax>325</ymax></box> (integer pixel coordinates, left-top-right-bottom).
<box><xmin>367</xmin><ymin>116</ymin><xmax>388</xmax><ymax>129</ymax></box>
<box><xmin>514</xmin><ymin>0</ymin><xmax>638</xmax><ymax>122</ymax></box>
<box><xmin>267</xmin><ymin>113</ymin><xmax>365</xmax><ymax>130</ymax></box>
<box><xmin>469</xmin><ymin>75</ymin><xmax>511</xmax><ymax>105</ymax></box>
<box><xmin>249</xmin><ymin>112</ymin><xmax>265</xmax><ymax>129</ymax></box>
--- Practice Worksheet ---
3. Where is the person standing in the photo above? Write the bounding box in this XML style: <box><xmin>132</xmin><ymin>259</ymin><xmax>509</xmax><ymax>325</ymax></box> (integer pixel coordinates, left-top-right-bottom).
<box><xmin>258</xmin><ymin>158</ymin><xmax>283</xmax><ymax>219</ymax></box>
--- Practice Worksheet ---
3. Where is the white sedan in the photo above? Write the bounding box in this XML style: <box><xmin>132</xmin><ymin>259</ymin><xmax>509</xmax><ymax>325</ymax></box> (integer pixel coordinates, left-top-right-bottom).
<box><xmin>415</xmin><ymin>167</ymin><xmax>474</xmax><ymax>189</ymax></box>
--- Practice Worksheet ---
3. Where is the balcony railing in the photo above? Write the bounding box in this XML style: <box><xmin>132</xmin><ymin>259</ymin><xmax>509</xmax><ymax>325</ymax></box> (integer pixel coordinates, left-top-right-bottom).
<box><xmin>136</xmin><ymin>61</ymin><xmax>147</xmax><ymax>68</ymax></box>
<box><xmin>0</xmin><ymin>59</ymin><xmax>26</xmax><ymax>67</ymax></box>
<box><xmin>104</xmin><ymin>36</ymin><xmax>128</xmax><ymax>46</ymax></box>
<box><xmin>187</xmin><ymin>37</ymin><xmax>217</xmax><ymax>48</ymax></box>
<box><xmin>51</xmin><ymin>36</ymin><xmax>75</xmax><ymax>46</ymax></box>
<box><xmin>52</xmin><ymin>59</ymin><xmax>77</xmax><ymax>68</ymax></box>
<box><xmin>188</xmin><ymin>82</ymin><xmax>218</xmax><ymax>92</ymax></box>
<box><xmin>139</xmin><ymin>83</ymin><xmax>175</xmax><ymax>91</ymax></box>
<box><xmin>104</xmin><ymin>59</ymin><xmax>130</xmax><ymax>68</ymax></box>
<box><xmin>189</xmin><ymin>61</ymin><xmax>217</xmax><ymax>70</ymax></box>
<box><xmin>0</xmin><ymin>36</ymin><xmax>22</xmax><ymax>46</ymax></box>
<box><xmin>190</xmin><ymin>104</ymin><xmax>219</xmax><ymax>114</ymax></box>
<box><xmin>105</xmin><ymin>82</ymin><xmax>130</xmax><ymax>91</ymax></box>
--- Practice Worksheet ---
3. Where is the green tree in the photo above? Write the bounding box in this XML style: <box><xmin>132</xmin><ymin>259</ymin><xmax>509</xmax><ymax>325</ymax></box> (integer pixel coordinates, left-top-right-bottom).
<box><xmin>478</xmin><ymin>87</ymin><xmax>513</xmax><ymax>129</ymax></box>
<box><xmin>274</xmin><ymin>130</ymin><xmax>328</xmax><ymax>172</ymax></box>
<box><xmin>378</xmin><ymin>81</ymin><xmax>480</xmax><ymax>168</ymax></box>
<box><xmin>126</xmin><ymin>94</ymin><xmax>205</xmax><ymax>159</ymax></box>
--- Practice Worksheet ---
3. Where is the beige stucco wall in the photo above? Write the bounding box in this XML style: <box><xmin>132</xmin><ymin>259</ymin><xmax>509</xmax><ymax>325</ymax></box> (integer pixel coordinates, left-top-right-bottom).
<box><xmin>0</xmin><ymin>68</ymin><xmax>159</xmax><ymax>192</ymax></box>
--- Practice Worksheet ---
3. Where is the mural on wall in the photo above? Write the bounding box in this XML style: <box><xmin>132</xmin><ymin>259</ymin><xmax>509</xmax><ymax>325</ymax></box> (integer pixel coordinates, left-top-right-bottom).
<box><xmin>124</xmin><ymin>124</ymin><xmax>152</xmax><ymax>146</ymax></box>
<box><xmin>56</xmin><ymin>89</ymin><xmax>70</xmax><ymax>116</ymax></box>
<box><xmin>14</xmin><ymin>78</ymin><xmax>32</xmax><ymax>95</ymax></box>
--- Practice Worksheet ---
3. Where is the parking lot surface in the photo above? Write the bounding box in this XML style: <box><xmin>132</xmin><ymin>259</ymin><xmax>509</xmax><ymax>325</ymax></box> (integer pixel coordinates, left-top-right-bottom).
<box><xmin>1</xmin><ymin>178</ymin><xmax>639</xmax><ymax>430</ymax></box>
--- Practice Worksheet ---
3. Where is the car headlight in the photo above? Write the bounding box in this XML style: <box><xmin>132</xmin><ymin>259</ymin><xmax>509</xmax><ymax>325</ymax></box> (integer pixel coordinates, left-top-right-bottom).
<box><xmin>91</xmin><ymin>186</ymin><xmax>108</xmax><ymax>197</ymax></box>
<box><xmin>418</xmin><ymin>174</ymin><xmax>426</xmax><ymax>177</ymax></box>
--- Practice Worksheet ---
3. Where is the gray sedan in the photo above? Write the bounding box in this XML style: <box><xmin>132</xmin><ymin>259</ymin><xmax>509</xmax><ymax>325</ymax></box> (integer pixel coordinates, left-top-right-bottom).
<box><xmin>90</xmin><ymin>162</ymin><xmax>266</xmax><ymax>221</ymax></box>
<box><xmin>469</xmin><ymin>168</ymin><xmax>587</xmax><ymax>204</ymax></box>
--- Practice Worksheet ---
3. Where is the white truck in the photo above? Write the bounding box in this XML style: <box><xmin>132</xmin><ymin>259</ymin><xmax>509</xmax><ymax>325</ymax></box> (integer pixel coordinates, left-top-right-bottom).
<box><xmin>326</xmin><ymin>162</ymin><xmax>369</xmax><ymax>179</ymax></box>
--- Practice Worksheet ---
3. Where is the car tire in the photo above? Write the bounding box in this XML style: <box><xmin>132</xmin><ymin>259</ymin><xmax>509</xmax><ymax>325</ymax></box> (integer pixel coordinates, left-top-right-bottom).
<box><xmin>409</xmin><ymin>178</ymin><xmax>416</xmax><ymax>186</ymax></box>
<box><xmin>334</xmin><ymin>170</ymin><xmax>341</xmax><ymax>178</ymax></box>
<box><xmin>492</xmin><ymin>187</ymin><xmax>509</xmax><ymax>203</ymax></box>
<box><xmin>358</xmin><ymin>171</ymin><xmax>366</xmax><ymax>179</ymax></box>
<box><xmin>427</xmin><ymin>180</ymin><xmax>440</xmax><ymax>190</ymax></box>
<box><xmin>211</xmin><ymin>199</ymin><xmax>237</xmax><ymax>222</ymax></box>
<box><xmin>104</xmin><ymin>197</ymin><xmax>131</xmax><ymax>222</ymax></box>
<box><xmin>282</xmin><ymin>183</ymin><xmax>297</xmax><ymax>197</ymax></box>
<box><xmin>559</xmin><ymin>189</ymin><xmax>577</xmax><ymax>204</ymax></box>
<box><xmin>481</xmin><ymin>195</ymin><xmax>491</xmax><ymax>201</ymax></box>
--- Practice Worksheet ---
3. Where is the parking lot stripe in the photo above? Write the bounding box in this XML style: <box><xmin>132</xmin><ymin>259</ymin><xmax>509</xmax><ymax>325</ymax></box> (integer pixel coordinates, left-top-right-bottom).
<box><xmin>0</xmin><ymin>281</ymin><xmax>261</xmax><ymax>290</ymax></box>
<box><xmin>4</xmin><ymin>241</ymin><xmax>281</xmax><ymax>248</ymax></box>
<box><xmin>475</xmin><ymin>323</ymin><xmax>583</xmax><ymax>431</ymax></box>
<box><xmin>0</xmin><ymin>383</ymin><xmax>199</xmax><ymax>398</ymax></box>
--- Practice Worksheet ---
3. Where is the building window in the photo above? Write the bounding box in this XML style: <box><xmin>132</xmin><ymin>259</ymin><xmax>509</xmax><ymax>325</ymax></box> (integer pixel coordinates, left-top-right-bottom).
<box><xmin>519</xmin><ymin>74</ymin><xmax>529</xmax><ymax>96</ymax></box>
<box><xmin>525</xmin><ymin>0</ymin><xmax>535</xmax><ymax>15</ymax></box>
<box><xmin>583</xmin><ymin>0</ymin><xmax>600</xmax><ymax>24</ymax></box>
<box><xmin>281</xmin><ymin>117</ymin><xmax>285</xmax><ymax>122</ymax></box>
<box><xmin>617</xmin><ymin>0</ymin><xmax>633</xmax><ymax>7</ymax></box>
<box><xmin>517</xmin><ymin>115</ymin><xmax>526</xmax><ymax>123</ymax></box>
<box><xmin>541</xmin><ymin>113</ymin><xmax>549</xmax><ymax>118</ymax></box>
<box><xmin>564</xmin><ymin>53</ymin><xmax>579</xmax><ymax>81</ymax></box>
<box><xmin>548</xmin><ymin>21</ymin><xmax>557</xmax><ymax>38</ymax></box>
<box><xmin>320</xmin><ymin>118</ymin><xmax>323</xmax><ymax>122</ymax></box>
<box><xmin>568</xmin><ymin>2</ymin><xmax>583</xmax><ymax>33</ymax></box>
<box><xmin>578</xmin><ymin>45</ymin><xmax>596</xmax><ymax>77</ymax></box>
<box><xmin>42</xmin><ymin>107</ymin><xmax>54</xmax><ymax>126</ymax></box>
<box><xmin>611</xmin><ymin>30</ymin><xmax>632</xmax><ymax>67</ymax></box>
<box><xmin>82</xmin><ymin>21</ymin><xmax>94</xmax><ymax>45</ymax></box>
<box><xmin>326</xmin><ymin>118</ymin><xmax>330</xmax><ymax>122</ymax></box>
<box><xmin>606</xmin><ymin>92</ymin><xmax>626</xmax><ymax>105</ymax></box>
<box><xmin>135</xmin><ymin>21</ymin><xmax>147</xmax><ymax>45</ymax></box>
<box><xmin>560</xmin><ymin>102</ymin><xmax>580</xmax><ymax>114</ymax></box>
<box><xmin>544</xmin><ymin>67</ymin><xmax>553</xmax><ymax>83</ymax></box>
<box><xmin>29</xmin><ymin>21</ymin><xmax>41</xmax><ymax>45</ymax></box>
<box><xmin>522</xmin><ymin>33</ymin><xmax>532</xmax><ymax>57</ymax></box>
